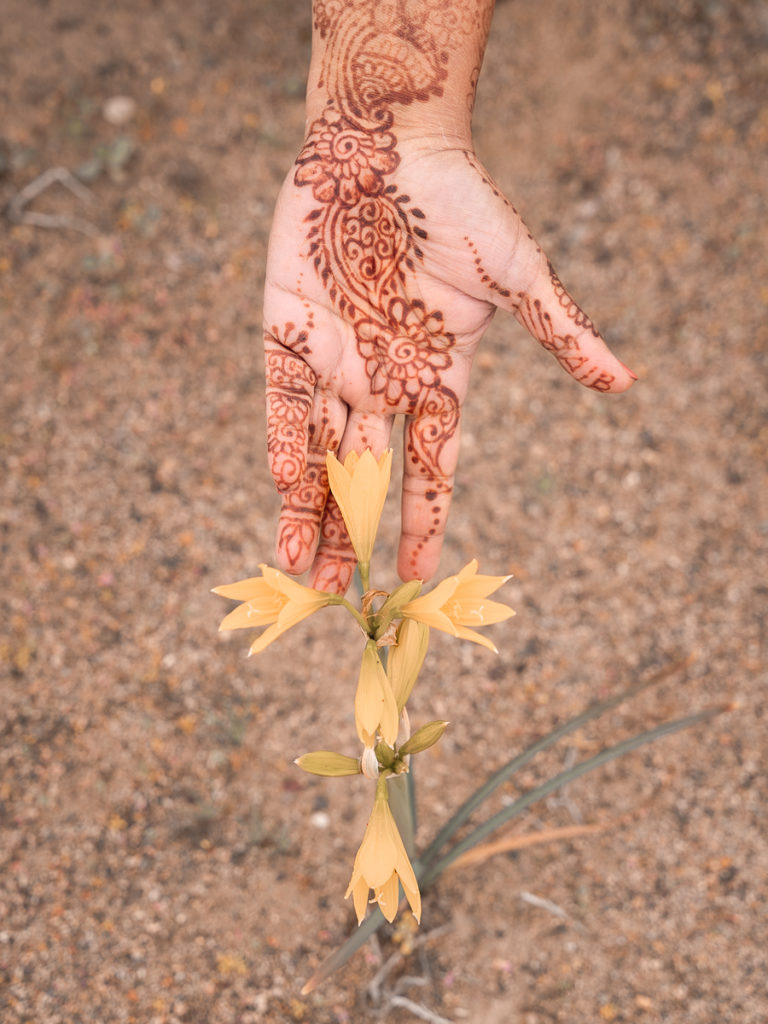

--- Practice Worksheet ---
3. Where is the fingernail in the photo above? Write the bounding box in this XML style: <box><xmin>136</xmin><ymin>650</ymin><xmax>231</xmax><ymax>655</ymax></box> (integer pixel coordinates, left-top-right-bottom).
<box><xmin>619</xmin><ymin>361</ymin><xmax>638</xmax><ymax>381</ymax></box>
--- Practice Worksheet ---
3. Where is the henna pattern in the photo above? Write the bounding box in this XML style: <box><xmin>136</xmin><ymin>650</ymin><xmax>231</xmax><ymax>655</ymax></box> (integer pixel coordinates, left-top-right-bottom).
<box><xmin>547</xmin><ymin>260</ymin><xmax>600</xmax><ymax>337</ymax></box>
<box><xmin>310</xmin><ymin>497</ymin><xmax>358</xmax><ymax>593</ymax></box>
<box><xmin>462</xmin><ymin>154</ymin><xmax>614</xmax><ymax>392</ymax></box>
<box><xmin>464</xmin><ymin>236</ymin><xmax>514</xmax><ymax>302</ymax></box>
<box><xmin>515</xmin><ymin>296</ymin><xmax>615</xmax><ymax>392</ymax></box>
<box><xmin>277</xmin><ymin>450</ymin><xmax>330</xmax><ymax>572</ymax></box>
<box><xmin>293</xmin><ymin>1</ymin><xmax>477</xmax><ymax>484</ymax></box>
<box><xmin>265</xmin><ymin>329</ymin><xmax>317</xmax><ymax>492</ymax></box>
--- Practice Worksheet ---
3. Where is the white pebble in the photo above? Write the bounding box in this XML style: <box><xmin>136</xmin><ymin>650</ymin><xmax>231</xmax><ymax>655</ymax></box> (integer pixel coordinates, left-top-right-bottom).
<box><xmin>103</xmin><ymin>95</ymin><xmax>137</xmax><ymax>125</ymax></box>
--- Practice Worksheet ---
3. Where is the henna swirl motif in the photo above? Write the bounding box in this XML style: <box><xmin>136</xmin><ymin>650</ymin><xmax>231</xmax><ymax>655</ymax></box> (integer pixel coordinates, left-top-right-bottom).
<box><xmin>295</xmin><ymin>111</ymin><xmax>398</xmax><ymax>206</ymax></box>
<box><xmin>357</xmin><ymin>298</ymin><xmax>454</xmax><ymax>408</ymax></box>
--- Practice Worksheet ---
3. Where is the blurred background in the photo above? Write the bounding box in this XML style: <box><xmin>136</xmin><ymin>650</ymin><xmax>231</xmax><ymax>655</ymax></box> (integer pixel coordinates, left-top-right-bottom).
<box><xmin>1</xmin><ymin>1</ymin><xmax>766</xmax><ymax>1021</ymax></box>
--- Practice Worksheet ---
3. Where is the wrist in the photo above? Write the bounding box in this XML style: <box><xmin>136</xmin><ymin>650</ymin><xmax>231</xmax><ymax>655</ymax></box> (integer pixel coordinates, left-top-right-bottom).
<box><xmin>304</xmin><ymin>79</ymin><xmax>473</xmax><ymax>150</ymax></box>
<box><xmin>304</xmin><ymin>0</ymin><xmax>492</xmax><ymax>146</ymax></box>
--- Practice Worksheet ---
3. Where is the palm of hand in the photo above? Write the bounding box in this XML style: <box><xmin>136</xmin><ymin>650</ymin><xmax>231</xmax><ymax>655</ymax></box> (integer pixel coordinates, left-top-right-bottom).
<box><xmin>263</xmin><ymin>132</ymin><xmax>633</xmax><ymax>594</ymax></box>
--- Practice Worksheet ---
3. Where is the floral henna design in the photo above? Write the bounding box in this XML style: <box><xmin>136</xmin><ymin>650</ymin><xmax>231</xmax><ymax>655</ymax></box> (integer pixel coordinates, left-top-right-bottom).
<box><xmin>357</xmin><ymin>298</ymin><xmax>454</xmax><ymax>406</ymax></box>
<box><xmin>277</xmin><ymin>446</ymin><xmax>334</xmax><ymax>574</ymax></box>
<box><xmin>295</xmin><ymin>111</ymin><xmax>398</xmax><ymax>207</ymax></box>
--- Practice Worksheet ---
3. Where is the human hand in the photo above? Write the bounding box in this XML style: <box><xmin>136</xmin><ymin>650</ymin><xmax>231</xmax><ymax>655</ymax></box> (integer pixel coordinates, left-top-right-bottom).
<box><xmin>262</xmin><ymin>2</ymin><xmax>636</xmax><ymax>595</ymax></box>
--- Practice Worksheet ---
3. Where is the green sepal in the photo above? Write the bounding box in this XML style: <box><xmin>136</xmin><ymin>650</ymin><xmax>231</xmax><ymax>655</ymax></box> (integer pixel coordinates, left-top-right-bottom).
<box><xmin>374</xmin><ymin>579</ymin><xmax>423</xmax><ymax>637</ymax></box>
<box><xmin>374</xmin><ymin>741</ymin><xmax>396</xmax><ymax>769</ymax></box>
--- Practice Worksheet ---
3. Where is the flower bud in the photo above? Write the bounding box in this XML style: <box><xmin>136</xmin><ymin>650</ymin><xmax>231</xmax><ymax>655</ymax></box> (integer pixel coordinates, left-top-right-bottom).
<box><xmin>376</xmin><ymin>579</ymin><xmax>423</xmax><ymax>626</ymax></box>
<box><xmin>388</xmin><ymin>618</ymin><xmax>429</xmax><ymax>712</ymax></box>
<box><xmin>295</xmin><ymin>751</ymin><xmax>362</xmax><ymax>777</ymax></box>
<box><xmin>398</xmin><ymin>720</ymin><xmax>449</xmax><ymax>756</ymax></box>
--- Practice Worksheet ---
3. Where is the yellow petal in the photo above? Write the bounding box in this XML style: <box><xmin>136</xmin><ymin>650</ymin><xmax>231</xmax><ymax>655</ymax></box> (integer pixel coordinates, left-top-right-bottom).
<box><xmin>456</xmin><ymin>573</ymin><xmax>513</xmax><ymax>601</ymax></box>
<box><xmin>451</xmin><ymin>624</ymin><xmax>499</xmax><ymax>653</ymax></box>
<box><xmin>378</xmin><ymin>670</ymin><xmax>400</xmax><ymax>747</ymax></box>
<box><xmin>447</xmin><ymin>598</ymin><xmax>515</xmax><ymax>627</ymax></box>
<box><xmin>355</xmin><ymin>642</ymin><xmax>388</xmax><ymax>741</ymax></box>
<box><xmin>218</xmin><ymin>595</ymin><xmax>284</xmax><ymax>631</ymax></box>
<box><xmin>388</xmin><ymin>618</ymin><xmax>429</xmax><ymax>711</ymax></box>
<box><xmin>402</xmin><ymin>605</ymin><xmax>459</xmax><ymax>637</ymax></box>
<box><xmin>455</xmin><ymin>558</ymin><xmax>479</xmax><ymax>583</ymax></box>
<box><xmin>348</xmin><ymin>449</ymin><xmax>392</xmax><ymax>564</ymax></box>
<box><xmin>326</xmin><ymin>448</ymin><xmax>392</xmax><ymax>566</ymax></box>
<box><xmin>375</xmin><ymin>873</ymin><xmax>400</xmax><ymax>923</ymax></box>
<box><xmin>400</xmin><ymin>875</ymin><xmax>422</xmax><ymax>923</ymax></box>
<box><xmin>347</xmin><ymin>874</ymin><xmax>370</xmax><ymax>925</ymax></box>
<box><xmin>212</xmin><ymin>576</ymin><xmax>276</xmax><ymax>602</ymax></box>
<box><xmin>402</xmin><ymin>573</ymin><xmax>459</xmax><ymax>616</ymax></box>
<box><xmin>247</xmin><ymin>593</ymin><xmax>329</xmax><ymax>655</ymax></box>
<box><xmin>260</xmin><ymin>564</ymin><xmax>326</xmax><ymax>605</ymax></box>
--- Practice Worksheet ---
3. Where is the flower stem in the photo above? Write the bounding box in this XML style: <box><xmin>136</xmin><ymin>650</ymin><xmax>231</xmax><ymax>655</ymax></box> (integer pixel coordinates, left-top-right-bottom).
<box><xmin>328</xmin><ymin>595</ymin><xmax>372</xmax><ymax>636</ymax></box>
<box><xmin>359</xmin><ymin>561</ymin><xmax>371</xmax><ymax>594</ymax></box>
<box><xmin>387</xmin><ymin>770</ymin><xmax>416</xmax><ymax>858</ymax></box>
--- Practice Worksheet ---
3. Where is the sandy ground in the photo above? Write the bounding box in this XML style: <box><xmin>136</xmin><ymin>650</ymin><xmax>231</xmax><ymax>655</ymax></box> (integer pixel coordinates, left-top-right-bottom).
<box><xmin>1</xmin><ymin>1</ymin><xmax>766</xmax><ymax>1021</ymax></box>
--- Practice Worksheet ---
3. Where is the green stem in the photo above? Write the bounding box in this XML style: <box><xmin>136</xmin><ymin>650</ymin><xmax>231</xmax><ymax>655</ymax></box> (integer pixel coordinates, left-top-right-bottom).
<box><xmin>380</xmin><ymin>645</ymin><xmax>416</xmax><ymax>857</ymax></box>
<box><xmin>388</xmin><ymin>770</ymin><xmax>416</xmax><ymax>859</ymax></box>
<box><xmin>329</xmin><ymin>595</ymin><xmax>371</xmax><ymax>636</ymax></box>
<box><xmin>359</xmin><ymin>561</ymin><xmax>371</xmax><ymax>594</ymax></box>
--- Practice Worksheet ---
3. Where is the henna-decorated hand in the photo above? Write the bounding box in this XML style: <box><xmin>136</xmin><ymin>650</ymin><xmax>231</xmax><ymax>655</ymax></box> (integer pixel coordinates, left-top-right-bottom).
<box><xmin>263</xmin><ymin>0</ymin><xmax>636</xmax><ymax>595</ymax></box>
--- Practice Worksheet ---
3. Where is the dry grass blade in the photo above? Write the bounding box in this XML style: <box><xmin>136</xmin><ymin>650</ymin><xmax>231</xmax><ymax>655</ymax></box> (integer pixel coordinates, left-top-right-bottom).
<box><xmin>444</xmin><ymin>819</ymin><xmax>612</xmax><ymax>872</ymax></box>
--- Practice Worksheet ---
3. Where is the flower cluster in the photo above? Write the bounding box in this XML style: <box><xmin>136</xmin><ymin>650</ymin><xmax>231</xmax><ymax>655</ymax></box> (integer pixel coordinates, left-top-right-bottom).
<box><xmin>214</xmin><ymin>448</ymin><xmax>514</xmax><ymax>925</ymax></box>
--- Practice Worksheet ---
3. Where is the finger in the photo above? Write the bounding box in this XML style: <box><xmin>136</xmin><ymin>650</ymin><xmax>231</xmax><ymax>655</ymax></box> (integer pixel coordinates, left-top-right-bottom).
<box><xmin>456</xmin><ymin>169</ymin><xmax>636</xmax><ymax>392</ymax></box>
<box><xmin>275</xmin><ymin>388</ymin><xmax>347</xmax><ymax>577</ymax></box>
<box><xmin>307</xmin><ymin>410</ymin><xmax>394</xmax><ymax>594</ymax></box>
<box><xmin>337</xmin><ymin>409</ymin><xmax>395</xmax><ymax>462</ymax></box>
<box><xmin>306</xmin><ymin>496</ymin><xmax>357</xmax><ymax>594</ymax></box>
<box><xmin>398</xmin><ymin>396</ymin><xmax>461</xmax><ymax>583</ymax></box>
<box><xmin>264</xmin><ymin>329</ymin><xmax>316</xmax><ymax>493</ymax></box>
<box><xmin>512</xmin><ymin>245</ymin><xmax>637</xmax><ymax>394</ymax></box>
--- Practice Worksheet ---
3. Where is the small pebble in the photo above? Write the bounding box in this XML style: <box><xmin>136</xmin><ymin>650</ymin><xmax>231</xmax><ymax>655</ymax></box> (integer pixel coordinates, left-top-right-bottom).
<box><xmin>103</xmin><ymin>95</ymin><xmax>137</xmax><ymax>126</ymax></box>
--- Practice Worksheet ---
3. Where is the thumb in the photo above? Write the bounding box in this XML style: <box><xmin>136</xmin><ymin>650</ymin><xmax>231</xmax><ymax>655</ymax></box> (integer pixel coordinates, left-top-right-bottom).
<box><xmin>460</xmin><ymin>171</ymin><xmax>637</xmax><ymax>393</ymax></box>
<box><xmin>510</xmin><ymin>240</ymin><xmax>637</xmax><ymax>393</ymax></box>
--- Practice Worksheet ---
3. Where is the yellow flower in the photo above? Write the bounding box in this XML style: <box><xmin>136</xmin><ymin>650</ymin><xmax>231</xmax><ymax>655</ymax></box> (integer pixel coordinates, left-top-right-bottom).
<box><xmin>346</xmin><ymin>778</ymin><xmax>421</xmax><ymax>924</ymax></box>
<box><xmin>326</xmin><ymin>449</ymin><xmax>392</xmax><ymax>568</ymax></box>
<box><xmin>213</xmin><ymin>564</ymin><xmax>331</xmax><ymax>655</ymax></box>
<box><xmin>401</xmin><ymin>559</ymin><xmax>514</xmax><ymax>653</ymax></box>
<box><xmin>355</xmin><ymin>640</ymin><xmax>399</xmax><ymax>747</ymax></box>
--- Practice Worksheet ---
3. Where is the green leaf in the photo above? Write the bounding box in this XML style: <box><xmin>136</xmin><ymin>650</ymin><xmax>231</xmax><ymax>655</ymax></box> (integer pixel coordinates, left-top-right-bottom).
<box><xmin>416</xmin><ymin>658</ymin><xmax>692</xmax><ymax>874</ymax></box>
<box><xmin>417</xmin><ymin>704</ymin><xmax>728</xmax><ymax>886</ymax></box>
